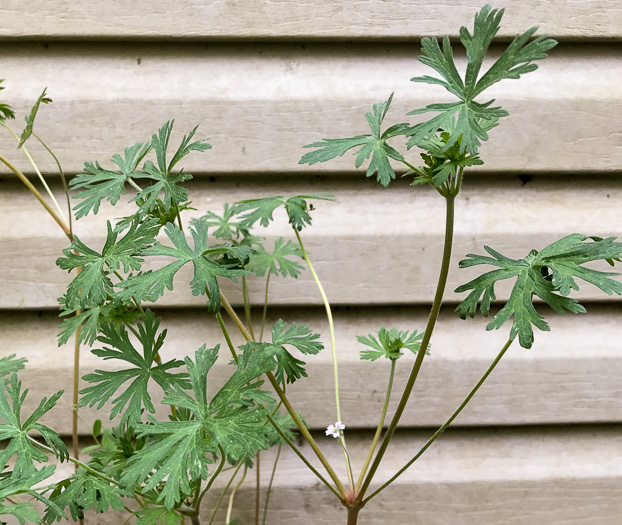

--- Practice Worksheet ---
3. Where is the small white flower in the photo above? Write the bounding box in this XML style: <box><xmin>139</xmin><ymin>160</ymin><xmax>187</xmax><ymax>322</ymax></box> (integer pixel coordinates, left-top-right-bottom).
<box><xmin>325</xmin><ymin>421</ymin><xmax>346</xmax><ymax>438</ymax></box>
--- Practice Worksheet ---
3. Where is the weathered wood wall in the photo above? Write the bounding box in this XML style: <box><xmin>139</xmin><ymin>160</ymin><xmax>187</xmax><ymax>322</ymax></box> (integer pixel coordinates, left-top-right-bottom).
<box><xmin>2</xmin><ymin>1</ymin><xmax>622</xmax><ymax>523</ymax></box>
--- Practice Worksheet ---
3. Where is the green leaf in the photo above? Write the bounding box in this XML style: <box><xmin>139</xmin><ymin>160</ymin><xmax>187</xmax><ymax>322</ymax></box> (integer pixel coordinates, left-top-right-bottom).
<box><xmin>249</xmin><ymin>238</ymin><xmax>303</xmax><ymax>278</ymax></box>
<box><xmin>70</xmin><ymin>142</ymin><xmax>151</xmax><ymax>219</ymax></box>
<box><xmin>357</xmin><ymin>327</ymin><xmax>426</xmax><ymax>361</ymax></box>
<box><xmin>135</xmin><ymin>507</ymin><xmax>184</xmax><ymax>525</ymax></box>
<box><xmin>193</xmin><ymin>203</ymin><xmax>251</xmax><ymax>242</ymax></box>
<box><xmin>233</xmin><ymin>193</ymin><xmax>335</xmax><ymax>231</ymax></box>
<box><xmin>0</xmin><ymin>466</ymin><xmax>56</xmax><ymax>525</ymax></box>
<box><xmin>0</xmin><ymin>375</ymin><xmax>67</xmax><ymax>479</ymax></box>
<box><xmin>0</xmin><ymin>79</ymin><xmax>15</xmax><ymax>121</ymax></box>
<box><xmin>0</xmin><ymin>355</ymin><xmax>26</xmax><ymax>378</ymax></box>
<box><xmin>121</xmin><ymin>345</ymin><xmax>274</xmax><ymax>509</ymax></box>
<box><xmin>79</xmin><ymin>310</ymin><xmax>190</xmax><ymax>426</ymax></box>
<box><xmin>118</xmin><ymin>221</ymin><xmax>249</xmax><ymax>311</ymax></box>
<box><xmin>44</xmin><ymin>469</ymin><xmax>128</xmax><ymax>523</ymax></box>
<box><xmin>18</xmin><ymin>88</ymin><xmax>52</xmax><ymax>149</ymax></box>
<box><xmin>300</xmin><ymin>94</ymin><xmax>409</xmax><ymax>186</ymax></box>
<box><xmin>408</xmin><ymin>4</ymin><xmax>556</xmax><ymax>154</ymax></box>
<box><xmin>57</xmin><ymin>217</ymin><xmax>160</xmax><ymax>310</ymax></box>
<box><xmin>240</xmin><ymin>320</ymin><xmax>323</xmax><ymax>385</ymax></box>
<box><xmin>455</xmin><ymin>234</ymin><xmax>622</xmax><ymax>349</ymax></box>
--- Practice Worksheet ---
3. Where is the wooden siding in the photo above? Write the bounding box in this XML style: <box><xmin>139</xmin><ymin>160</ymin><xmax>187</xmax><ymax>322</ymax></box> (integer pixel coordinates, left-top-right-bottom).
<box><xmin>1</xmin><ymin>2</ymin><xmax>621</xmax><ymax>524</ymax></box>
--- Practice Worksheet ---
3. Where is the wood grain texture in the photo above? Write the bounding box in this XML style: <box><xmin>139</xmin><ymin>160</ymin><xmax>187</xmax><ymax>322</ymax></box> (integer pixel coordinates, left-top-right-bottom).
<box><xmin>1</xmin><ymin>1</ymin><xmax>621</xmax><ymax>40</ymax></box>
<box><xmin>5</xmin><ymin>427</ymin><xmax>622</xmax><ymax>524</ymax></box>
<box><xmin>1</xmin><ymin>175</ymin><xmax>621</xmax><ymax>308</ymax></box>
<box><xmin>5</xmin><ymin>303</ymin><xmax>622</xmax><ymax>435</ymax></box>
<box><xmin>0</xmin><ymin>44</ymin><xmax>621</xmax><ymax>175</ymax></box>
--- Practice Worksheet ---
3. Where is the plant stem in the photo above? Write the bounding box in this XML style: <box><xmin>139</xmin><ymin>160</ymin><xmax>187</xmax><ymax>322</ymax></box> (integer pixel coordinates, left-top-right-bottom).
<box><xmin>226</xmin><ymin>465</ymin><xmax>248</xmax><ymax>524</ymax></box>
<box><xmin>355</xmin><ymin>359</ymin><xmax>396</xmax><ymax>492</ymax></box>
<box><xmin>192</xmin><ymin>445</ymin><xmax>227</xmax><ymax>515</ymax></box>
<box><xmin>0</xmin><ymin>152</ymin><xmax>71</xmax><ymax>240</ymax></box>
<box><xmin>261</xmin><ymin>442</ymin><xmax>282</xmax><ymax>525</ymax></box>
<box><xmin>208</xmin><ymin>460</ymin><xmax>245</xmax><ymax>525</ymax></box>
<box><xmin>259</xmin><ymin>272</ymin><xmax>271</xmax><ymax>342</ymax></box>
<box><xmin>1</xmin><ymin>122</ymin><xmax>68</xmax><ymax>224</ymax></box>
<box><xmin>255</xmin><ymin>452</ymin><xmax>260</xmax><ymax>525</ymax></box>
<box><xmin>216</xmin><ymin>311</ymin><xmax>239</xmax><ymax>363</ymax></box>
<box><xmin>363</xmin><ymin>337</ymin><xmax>514</xmax><ymax>503</ymax></box>
<box><xmin>347</xmin><ymin>507</ymin><xmax>360</xmax><ymax>525</ymax></box>
<box><xmin>72</xmin><ymin>325</ymin><xmax>82</xmax><ymax>463</ymax></box>
<box><xmin>242</xmin><ymin>276</ymin><xmax>256</xmax><ymax>340</ymax></box>
<box><xmin>358</xmin><ymin>193</ymin><xmax>456</xmax><ymax>500</ymax></box>
<box><xmin>33</xmin><ymin>132</ymin><xmax>73</xmax><ymax>234</ymax></box>
<box><xmin>293</xmin><ymin>228</ymin><xmax>354</xmax><ymax>491</ymax></box>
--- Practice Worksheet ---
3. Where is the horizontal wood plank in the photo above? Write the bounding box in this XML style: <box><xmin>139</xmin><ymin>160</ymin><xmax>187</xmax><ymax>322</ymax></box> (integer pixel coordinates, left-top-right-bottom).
<box><xmin>0</xmin><ymin>45</ymin><xmax>620</xmax><ymax>174</ymax></box>
<box><xmin>4</xmin><ymin>304</ymin><xmax>622</xmax><ymax>434</ymax></box>
<box><xmin>1</xmin><ymin>176</ymin><xmax>621</xmax><ymax>308</ymax></box>
<box><xmin>5</xmin><ymin>426</ymin><xmax>622</xmax><ymax>524</ymax></box>
<box><xmin>1</xmin><ymin>1</ymin><xmax>621</xmax><ymax>40</ymax></box>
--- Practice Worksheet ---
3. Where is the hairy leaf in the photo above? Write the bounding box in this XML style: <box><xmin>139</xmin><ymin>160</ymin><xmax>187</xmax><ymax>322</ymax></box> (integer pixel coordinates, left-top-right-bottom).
<box><xmin>79</xmin><ymin>310</ymin><xmax>190</xmax><ymax>425</ymax></box>
<box><xmin>455</xmin><ymin>234</ymin><xmax>622</xmax><ymax>348</ymax></box>
<box><xmin>300</xmin><ymin>94</ymin><xmax>409</xmax><ymax>186</ymax></box>
<box><xmin>0</xmin><ymin>466</ymin><xmax>56</xmax><ymax>524</ymax></box>
<box><xmin>117</xmin><ymin>221</ymin><xmax>249</xmax><ymax>311</ymax></box>
<box><xmin>0</xmin><ymin>375</ymin><xmax>67</xmax><ymax>479</ymax></box>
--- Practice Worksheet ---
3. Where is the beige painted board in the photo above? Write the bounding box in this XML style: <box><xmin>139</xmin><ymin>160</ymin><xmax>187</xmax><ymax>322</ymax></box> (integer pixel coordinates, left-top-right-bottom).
<box><xmin>1</xmin><ymin>1</ymin><xmax>621</xmax><ymax>39</ymax></box>
<box><xmin>4</xmin><ymin>303</ymin><xmax>622</xmax><ymax>435</ymax></box>
<box><xmin>0</xmin><ymin>44</ymin><xmax>621</xmax><ymax>174</ymax></box>
<box><xmin>1</xmin><ymin>175</ymin><xmax>621</xmax><ymax>308</ymax></box>
<box><xmin>3</xmin><ymin>427</ymin><xmax>622</xmax><ymax>524</ymax></box>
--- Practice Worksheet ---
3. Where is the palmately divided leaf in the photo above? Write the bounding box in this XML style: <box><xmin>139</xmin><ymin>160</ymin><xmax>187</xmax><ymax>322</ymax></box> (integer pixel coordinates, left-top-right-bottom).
<box><xmin>249</xmin><ymin>237</ymin><xmax>303</xmax><ymax>278</ymax></box>
<box><xmin>0</xmin><ymin>354</ymin><xmax>26</xmax><ymax>378</ymax></box>
<box><xmin>56</xmin><ymin>217</ymin><xmax>160</xmax><ymax>310</ymax></box>
<box><xmin>18</xmin><ymin>88</ymin><xmax>52</xmax><ymax>149</ymax></box>
<box><xmin>455</xmin><ymin>234</ymin><xmax>622</xmax><ymax>348</ymax></box>
<box><xmin>0</xmin><ymin>466</ymin><xmax>56</xmax><ymax>524</ymax></box>
<box><xmin>239</xmin><ymin>320</ymin><xmax>323</xmax><ymax>385</ymax></box>
<box><xmin>44</xmin><ymin>469</ymin><xmax>128</xmax><ymax>523</ymax></box>
<box><xmin>0</xmin><ymin>375</ymin><xmax>67</xmax><ymax>479</ymax></box>
<box><xmin>79</xmin><ymin>310</ymin><xmax>190</xmax><ymax>425</ymax></box>
<box><xmin>233</xmin><ymin>193</ymin><xmax>335</xmax><ymax>231</ymax></box>
<box><xmin>0</xmin><ymin>79</ymin><xmax>15</xmax><ymax>121</ymax></box>
<box><xmin>193</xmin><ymin>203</ymin><xmax>251</xmax><ymax>242</ymax></box>
<box><xmin>135</xmin><ymin>507</ymin><xmax>184</xmax><ymax>525</ymax></box>
<box><xmin>117</xmin><ymin>221</ymin><xmax>249</xmax><ymax>311</ymax></box>
<box><xmin>357</xmin><ymin>327</ymin><xmax>426</xmax><ymax>361</ymax></box>
<box><xmin>70</xmin><ymin>142</ymin><xmax>151</xmax><ymax>219</ymax></box>
<box><xmin>408</xmin><ymin>4</ymin><xmax>557</xmax><ymax>154</ymax></box>
<box><xmin>300</xmin><ymin>94</ymin><xmax>409</xmax><ymax>186</ymax></box>
<box><xmin>121</xmin><ymin>345</ymin><xmax>274</xmax><ymax>509</ymax></box>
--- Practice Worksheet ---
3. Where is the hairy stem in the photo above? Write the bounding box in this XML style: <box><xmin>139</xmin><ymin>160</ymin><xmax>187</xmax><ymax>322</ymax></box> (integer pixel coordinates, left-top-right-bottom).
<box><xmin>364</xmin><ymin>337</ymin><xmax>514</xmax><ymax>503</ymax></box>
<box><xmin>358</xmin><ymin>193</ymin><xmax>456</xmax><ymax>499</ymax></box>
<box><xmin>355</xmin><ymin>358</ymin><xmax>396</xmax><ymax>492</ymax></box>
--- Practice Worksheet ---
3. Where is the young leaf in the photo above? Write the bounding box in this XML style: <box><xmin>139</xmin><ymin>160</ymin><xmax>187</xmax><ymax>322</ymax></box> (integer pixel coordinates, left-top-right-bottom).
<box><xmin>194</xmin><ymin>203</ymin><xmax>251</xmax><ymax>242</ymax></box>
<box><xmin>57</xmin><ymin>217</ymin><xmax>160</xmax><ymax>310</ymax></box>
<box><xmin>357</xmin><ymin>327</ymin><xmax>426</xmax><ymax>361</ymax></box>
<box><xmin>408</xmin><ymin>4</ymin><xmax>557</xmax><ymax>154</ymax></box>
<box><xmin>44</xmin><ymin>469</ymin><xmax>128</xmax><ymax>523</ymax></box>
<box><xmin>249</xmin><ymin>237</ymin><xmax>303</xmax><ymax>278</ymax></box>
<box><xmin>233</xmin><ymin>193</ymin><xmax>335</xmax><ymax>231</ymax></box>
<box><xmin>240</xmin><ymin>320</ymin><xmax>323</xmax><ymax>385</ymax></box>
<box><xmin>455</xmin><ymin>234</ymin><xmax>622</xmax><ymax>349</ymax></box>
<box><xmin>18</xmin><ymin>88</ymin><xmax>52</xmax><ymax>149</ymax></box>
<box><xmin>0</xmin><ymin>375</ymin><xmax>68</xmax><ymax>479</ymax></box>
<box><xmin>121</xmin><ymin>345</ymin><xmax>275</xmax><ymax>509</ymax></box>
<box><xmin>117</xmin><ymin>221</ymin><xmax>249</xmax><ymax>311</ymax></box>
<box><xmin>70</xmin><ymin>142</ymin><xmax>151</xmax><ymax>219</ymax></box>
<box><xmin>300</xmin><ymin>94</ymin><xmax>409</xmax><ymax>186</ymax></box>
<box><xmin>0</xmin><ymin>79</ymin><xmax>15</xmax><ymax>121</ymax></box>
<box><xmin>0</xmin><ymin>354</ymin><xmax>26</xmax><ymax>378</ymax></box>
<box><xmin>79</xmin><ymin>310</ymin><xmax>190</xmax><ymax>426</ymax></box>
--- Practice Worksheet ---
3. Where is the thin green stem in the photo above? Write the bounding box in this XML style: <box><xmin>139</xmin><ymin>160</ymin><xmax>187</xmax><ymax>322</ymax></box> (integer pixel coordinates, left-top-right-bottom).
<box><xmin>216</xmin><ymin>311</ymin><xmax>239</xmax><ymax>363</ymax></box>
<box><xmin>0</xmin><ymin>152</ymin><xmax>71</xmax><ymax>239</ymax></box>
<box><xmin>261</xmin><ymin>442</ymin><xmax>282</xmax><ymax>525</ymax></box>
<box><xmin>174</xmin><ymin>202</ymin><xmax>184</xmax><ymax>230</ymax></box>
<box><xmin>363</xmin><ymin>337</ymin><xmax>514</xmax><ymax>503</ymax></box>
<box><xmin>242</xmin><ymin>276</ymin><xmax>256</xmax><ymax>340</ymax></box>
<box><xmin>128</xmin><ymin>178</ymin><xmax>143</xmax><ymax>193</ymax></box>
<box><xmin>226</xmin><ymin>464</ymin><xmax>248</xmax><ymax>524</ymax></box>
<box><xmin>72</xmin><ymin>325</ymin><xmax>81</xmax><ymax>464</ymax></box>
<box><xmin>355</xmin><ymin>358</ymin><xmax>396</xmax><ymax>492</ymax></box>
<box><xmin>358</xmin><ymin>193</ymin><xmax>456</xmax><ymax>500</ymax></box>
<box><xmin>208</xmin><ymin>460</ymin><xmax>245</xmax><ymax>525</ymax></box>
<box><xmin>192</xmin><ymin>445</ymin><xmax>227</xmax><ymax>515</ymax></box>
<box><xmin>255</xmin><ymin>452</ymin><xmax>261</xmax><ymax>525</ymax></box>
<box><xmin>259</xmin><ymin>272</ymin><xmax>271</xmax><ymax>342</ymax></box>
<box><xmin>1</xmin><ymin>122</ymin><xmax>67</xmax><ymax>224</ymax></box>
<box><xmin>32</xmin><ymin>132</ymin><xmax>72</xmax><ymax>234</ymax></box>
